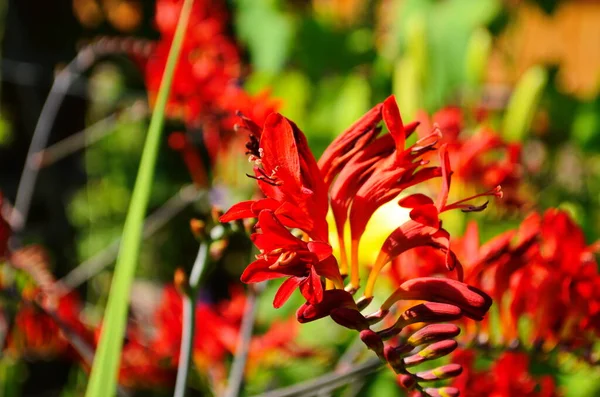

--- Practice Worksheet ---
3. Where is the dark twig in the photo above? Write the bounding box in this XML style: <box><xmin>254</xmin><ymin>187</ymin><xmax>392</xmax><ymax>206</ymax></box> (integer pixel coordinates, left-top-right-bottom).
<box><xmin>58</xmin><ymin>185</ymin><xmax>203</xmax><ymax>292</ymax></box>
<box><xmin>251</xmin><ymin>358</ymin><xmax>384</xmax><ymax>397</ymax></box>
<box><xmin>10</xmin><ymin>46</ymin><xmax>97</xmax><ymax>231</ymax></box>
<box><xmin>224</xmin><ymin>283</ymin><xmax>264</xmax><ymax>397</ymax></box>
<box><xmin>174</xmin><ymin>241</ymin><xmax>210</xmax><ymax>397</ymax></box>
<box><xmin>33</xmin><ymin>113</ymin><xmax>119</xmax><ymax>168</ymax></box>
<box><xmin>9</xmin><ymin>38</ymin><xmax>154</xmax><ymax>231</ymax></box>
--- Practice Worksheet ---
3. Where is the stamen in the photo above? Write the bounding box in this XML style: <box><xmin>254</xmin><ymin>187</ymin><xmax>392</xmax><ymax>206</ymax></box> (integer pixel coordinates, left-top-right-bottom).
<box><xmin>441</xmin><ymin>185</ymin><xmax>503</xmax><ymax>213</ymax></box>
<box><xmin>246</xmin><ymin>173</ymin><xmax>282</xmax><ymax>186</ymax></box>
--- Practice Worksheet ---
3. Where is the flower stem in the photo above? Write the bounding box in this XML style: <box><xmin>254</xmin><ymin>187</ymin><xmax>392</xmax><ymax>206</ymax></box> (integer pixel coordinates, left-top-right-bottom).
<box><xmin>224</xmin><ymin>283</ymin><xmax>264</xmax><ymax>397</ymax></box>
<box><xmin>174</xmin><ymin>241</ymin><xmax>210</xmax><ymax>397</ymax></box>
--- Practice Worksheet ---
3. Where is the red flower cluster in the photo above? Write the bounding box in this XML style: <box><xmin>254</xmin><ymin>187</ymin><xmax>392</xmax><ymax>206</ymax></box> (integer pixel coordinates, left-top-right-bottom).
<box><xmin>147</xmin><ymin>0</ymin><xmax>280</xmax><ymax>186</ymax></box>
<box><xmin>389</xmin><ymin>208</ymin><xmax>600</xmax><ymax>354</ymax></box>
<box><xmin>450</xmin><ymin>349</ymin><xmax>558</xmax><ymax>397</ymax></box>
<box><xmin>462</xmin><ymin>210</ymin><xmax>600</xmax><ymax>350</ymax></box>
<box><xmin>221</xmin><ymin>95</ymin><xmax>501</xmax><ymax>394</ymax></box>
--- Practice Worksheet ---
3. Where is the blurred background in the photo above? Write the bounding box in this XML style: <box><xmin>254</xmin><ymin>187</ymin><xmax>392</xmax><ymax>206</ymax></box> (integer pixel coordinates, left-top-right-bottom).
<box><xmin>0</xmin><ymin>0</ymin><xmax>599</xmax><ymax>396</ymax></box>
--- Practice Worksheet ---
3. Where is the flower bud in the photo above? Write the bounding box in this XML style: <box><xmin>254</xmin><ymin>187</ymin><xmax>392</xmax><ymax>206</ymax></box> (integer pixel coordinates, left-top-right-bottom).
<box><xmin>406</xmin><ymin>323</ymin><xmax>461</xmax><ymax>347</ymax></box>
<box><xmin>174</xmin><ymin>268</ymin><xmax>190</xmax><ymax>295</ymax></box>
<box><xmin>389</xmin><ymin>278</ymin><xmax>492</xmax><ymax>321</ymax></box>
<box><xmin>397</xmin><ymin>374</ymin><xmax>417</xmax><ymax>390</ymax></box>
<box><xmin>415</xmin><ymin>363</ymin><xmax>462</xmax><ymax>382</ymax></box>
<box><xmin>360</xmin><ymin>329</ymin><xmax>384</xmax><ymax>358</ymax></box>
<box><xmin>399</xmin><ymin>302</ymin><xmax>463</xmax><ymax>327</ymax></box>
<box><xmin>423</xmin><ymin>387</ymin><xmax>460</xmax><ymax>397</ymax></box>
<box><xmin>190</xmin><ymin>218</ymin><xmax>206</xmax><ymax>239</ymax></box>
<box><xmin>403</xmin><ymin>339</ymin><xmax>458</xmax><ymax>367</ymax></box>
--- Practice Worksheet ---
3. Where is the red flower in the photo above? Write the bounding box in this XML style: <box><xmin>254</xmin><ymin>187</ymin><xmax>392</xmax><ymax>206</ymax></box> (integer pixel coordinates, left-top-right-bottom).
<box><xmin>243</xmin><ymin>210</ymin><xmax>343</xmax><ymax>307</ymax></box>
<box><xmin>363</xmin><ymin>143</ymin><xmax>502</xmax><ymax>298</ymax></box>
<box><xmin>221</xmin><ymin>112</ymin><xmax>330</xmax><ymax>241</ymax></box>
<box><xmin>221</xmin><ymin>95</ymin><xmax>498</xmax><ymax>391</ymax></box>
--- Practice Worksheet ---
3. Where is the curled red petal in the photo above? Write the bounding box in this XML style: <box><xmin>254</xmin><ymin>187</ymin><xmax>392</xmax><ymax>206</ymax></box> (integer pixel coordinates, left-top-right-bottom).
<box><xmin>273</xmin><ymin>276</ymin><xmax>303</xmax><ymax>308</ymax></box>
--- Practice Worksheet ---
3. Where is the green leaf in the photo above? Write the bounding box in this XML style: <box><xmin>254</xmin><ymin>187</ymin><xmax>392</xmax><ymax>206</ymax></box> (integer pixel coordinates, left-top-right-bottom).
<box><xmin>502</xmin><ymin>66</ymin><xmax>548</xmax><ymax>143</ymax></box>
<box><xmin>83</xmin><ymin>1</ymin><xmax>195</xmax><ymax>396</ymax></box>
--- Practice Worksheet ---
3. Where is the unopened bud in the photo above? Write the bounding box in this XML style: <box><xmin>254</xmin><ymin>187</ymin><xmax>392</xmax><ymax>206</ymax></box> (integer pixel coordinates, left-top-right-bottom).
<box><xmin>360</xmin><ymin>329</ymin><xmax>384</xmax><ymax>358</ymax></box>
<box><xmin>415</xmin><ymin>363</ymin><xmax>462</xmax><ymax>382</ymax></box>
<box><xmin>190</xmin><ymin>219</ymin><xmax>206</xmax><ymax>239</ymax></box>
<box><xmin>423</xmin><ymin>387</ymin><xmax>460</xmax><ymax>397</ymax></box>
<box><xmin>397</xmin><ymin>374</ymin><xmax>417</xmax><ymax>390</ymax></box>
<box><xmin>399</xmin><ymin>302</ymin><xmax>463</xmax><ymax>328</ymax></box>
<box><xmin>174</xmin><ymin>268</ymin><xmax>189</xmax><ymax>295</ymax></box>
<box><xmin>407</xmin><ymin>324</ymin><xmax>461</xmax><ymax>347</ymax></box>
<box><xmin>403</xmin><ymin>339</ymin><xmax>458</xmax><ymax>367</ymax></box>
<box><xmin>211</xmin><ymin>206</ymin><xmax>224</xmax><ymax>224</ymax></box>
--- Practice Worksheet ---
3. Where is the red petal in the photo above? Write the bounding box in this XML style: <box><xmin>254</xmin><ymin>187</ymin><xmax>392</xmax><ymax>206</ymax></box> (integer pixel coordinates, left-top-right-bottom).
<box><xmin>307</xmin><ymin>241</ymin><xmax>333</xmax><ymax>261</ymax></box>
<box><xmin>398</xmin><ymin>193</ymin><xmax>435</xmax><ymax>208</ymax></box>
<box><xmin>261</xmin><ymin>113</ymin><xmax>302</xmax><ymax>188</ymax></box>
<box><xmin>252</xmin><ymin>210</ymin><xmax>304</xmax><ymax>251</ymax></box>
<box><xmin>409</xmin><ymin>204</ymin><xmax>440</xmax><ymax>229</ymax></box>
<box><xmin>382</xmin><ymin>95</ymin><xmax>405</xmax><ymax>153</ymax></box>
<box><xmin>318</xmin><ymin>103</ymin><xmax>383</xmax><ymax>185</ymax></box>
<box><xmin>220</xmin><ymin>201</ymin><xmax>256</xmax><ymax>223</ymax></box>
<box><xmin>273</xmin><ymin>276</ymin><xmax>303</xmax><ymax>308</ymax></box>
<box><xmin>299</xmin><ymin>267</ymin><xmax>323</xmax><ymax>304</ymax></box>
<box><xmin>241</xmin><ymin>259</ymin><xmax>287</xmax><ymax>283</ymax></box>
<box><xmin>313</xmin><ymin>255</ymin><xmax>343</xmax><ymax>284</ymax></box>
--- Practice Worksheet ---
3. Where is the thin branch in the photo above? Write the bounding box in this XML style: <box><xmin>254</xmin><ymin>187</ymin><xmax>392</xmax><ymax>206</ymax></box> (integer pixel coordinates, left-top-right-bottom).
<box><xmin>174</xmin><ymin>241</ymin><xmax>210</xmax><ymax>397</ymax></box>
<box><xmin>58</xmin><ymin>185</ymin><xmax>203</xmax><ymax>292</ymax></box>
<box><xmin>10</xmin><ymin>46</ymin><xmax>97</xmax><ymax>231</ymax></box>
<box><xmin>9</xmin><ymin>37</ymin><xmax>154</xmax><ymax>232</ymax></box>
<box><xmin>224</xmin><ymin>283</ymin><xmax>264</xmax><ymax>397</ymax></box>
<box><xmin>33</xmin><ymin>113</ymin><xmax>119</xmax><ymax>168</ymax></box>
<box><xmin>251</xmin><ymin>358</ymin><xmax>384</xmax><ymax>397</ymax></box>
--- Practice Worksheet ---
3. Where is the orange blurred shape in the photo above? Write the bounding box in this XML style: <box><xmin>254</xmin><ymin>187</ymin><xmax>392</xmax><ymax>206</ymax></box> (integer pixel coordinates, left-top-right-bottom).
<box><xmin>491</xmin><ymin>1</ymin><xmax>600</xmax><ymax>98</ymax></box>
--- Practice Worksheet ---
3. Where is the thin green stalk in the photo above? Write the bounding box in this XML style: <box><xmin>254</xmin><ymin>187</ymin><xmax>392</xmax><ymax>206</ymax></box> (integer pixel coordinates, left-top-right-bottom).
<box><xmin>174</xmin><ymin>241</ymin><xmax>210</xmax><ymax>397</ymax></box>
<box><xmin>84</xmin><ymin>1</ymin><xmax>195</xmax><ymax>396</ymax></box>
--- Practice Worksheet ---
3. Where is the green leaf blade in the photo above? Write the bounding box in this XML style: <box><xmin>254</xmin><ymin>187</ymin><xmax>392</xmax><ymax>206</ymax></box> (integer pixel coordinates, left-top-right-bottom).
<box><xmin>84</xmin><ymin>1</ymin><xmax>195</xmax><ymax>396</ymax></box>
